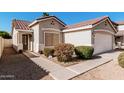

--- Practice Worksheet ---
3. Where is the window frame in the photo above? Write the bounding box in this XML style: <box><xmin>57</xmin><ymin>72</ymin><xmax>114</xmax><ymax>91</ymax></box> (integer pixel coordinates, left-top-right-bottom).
<box><xmin>44</xmin><ymin>31</ymin><xmax>60</xmax><ymax>47</ymax></box>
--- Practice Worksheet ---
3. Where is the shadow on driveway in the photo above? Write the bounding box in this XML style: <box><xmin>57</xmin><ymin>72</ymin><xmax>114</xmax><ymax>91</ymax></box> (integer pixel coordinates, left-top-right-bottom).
<box><xmin>0</xmin><ymin>48</ymin><xmax>49</xmax><ymax>80</ymax></box>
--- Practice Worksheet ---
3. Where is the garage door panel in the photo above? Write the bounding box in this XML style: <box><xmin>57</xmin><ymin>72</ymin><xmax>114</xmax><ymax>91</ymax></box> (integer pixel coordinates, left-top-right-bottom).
<box><xmin>94</xmin><ymin>33</ymin><xmax>112</xmax><ymax>54</ymax></box>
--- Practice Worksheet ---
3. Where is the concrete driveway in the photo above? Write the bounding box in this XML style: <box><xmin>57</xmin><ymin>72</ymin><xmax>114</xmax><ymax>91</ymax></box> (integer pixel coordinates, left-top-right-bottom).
<box><xmin>72</xmin><ymin>50</ymin><xmax>124</xmax><ymax>80</ymax></box>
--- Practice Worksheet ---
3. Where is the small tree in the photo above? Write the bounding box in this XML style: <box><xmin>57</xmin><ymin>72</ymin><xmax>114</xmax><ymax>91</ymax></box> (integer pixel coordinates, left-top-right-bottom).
<box><xmin>42</xmin><ymin>12</ymin><xmax>50</xmax><ymax>17</ymax></box>
<box><xmin>0</xmin><ymin>31</ymin><xmax>11</xmax><ymax>39</ymax></box>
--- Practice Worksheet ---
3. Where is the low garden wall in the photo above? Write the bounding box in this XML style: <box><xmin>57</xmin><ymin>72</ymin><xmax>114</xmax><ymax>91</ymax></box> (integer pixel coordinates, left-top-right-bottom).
<box><xmin>4</xmin><ymin>39</ymin><xmax>12</xmax><ymax>48</ymax></box>
<box><xmin>0</xmin><ymin>37</ymin><xmax>4</xmax><ymax>58</ymax></box>
<box><xmin>0</xmin><ymin>37</ymin><xmax>12</xmax><ymax>58</ymax></box>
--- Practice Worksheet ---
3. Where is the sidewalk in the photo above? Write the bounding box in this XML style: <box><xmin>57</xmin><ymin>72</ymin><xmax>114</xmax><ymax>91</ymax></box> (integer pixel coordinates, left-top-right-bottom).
<box><xmin>25</xmin><ymin>52</ymin><xmax>112</xmax><ymax>80</ymax></box>
<box><xmin>30</xmin><ymin>57</ymin><xmax>77</xmax><ymax>80</ymax></box>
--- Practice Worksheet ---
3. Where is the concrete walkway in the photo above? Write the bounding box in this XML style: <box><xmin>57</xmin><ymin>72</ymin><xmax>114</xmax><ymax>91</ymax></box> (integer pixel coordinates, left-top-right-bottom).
<box><xmin>24</xmin><ymin>52</ymin><xmax>112</xmax><ymax>80</ymax></box>
<box><xmin>29</xmin><ymin>56</ymin><xmax>77</xmax><ymax>80</ymax></box>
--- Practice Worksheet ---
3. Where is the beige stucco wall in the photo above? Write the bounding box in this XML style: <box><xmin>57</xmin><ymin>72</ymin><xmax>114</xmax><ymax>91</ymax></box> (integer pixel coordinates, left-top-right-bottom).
<box><xmin>0</xmin><ymin>38</ymin><xmax>12</xmax><ymax>58</ymax></box>
<box><xmin>12</xmin><ymin>28</ymin><xmax>18</xmax><ymax>51</ymax></box>
<box><xmin>39</xmin><ymin>18</ymin><xmax>64</xmax><ymax>44</ymax></box>
<box><xmin>0</xmin><ymin>37</ymin><xmax>4</xmax><ymax>58</ymax></box>
<box><xmin>64</xmin><ymin>30</ymin><xmax>92</xmax><ymax>46</ymax></box>
<box><xmin>31</xmin><ymin>24</ymin><xmax>39</xmax><ymax>52</ymax></box>
<box><xmin>4</xmin><ymin>39</ymin><xmax>12</xmax><ymax>48</ymax></box>
<box><xmin>31</xmin><ymin>18</ymin><xmax>64</xmax><ymax>52</ymax></box>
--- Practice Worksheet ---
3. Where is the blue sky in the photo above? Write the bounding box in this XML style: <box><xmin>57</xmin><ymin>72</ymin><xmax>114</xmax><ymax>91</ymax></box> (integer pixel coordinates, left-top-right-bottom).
<box><xmin>1</xmin><ymin>12</ymin><xmax>124</xmax><ymax>33</ymax></box>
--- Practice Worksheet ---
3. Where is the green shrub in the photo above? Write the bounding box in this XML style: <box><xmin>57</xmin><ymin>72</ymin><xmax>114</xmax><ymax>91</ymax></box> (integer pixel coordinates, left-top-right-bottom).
<box><xmin>43</xmin><ymin>48</ymin><xmax>54</xmax><ymax>57</ymax></box>
<box><xmin>0</xmin><ymin>31</ymin><xmax>11</xmax><ymax>39</ymax></box>
<box><xmin>55</xmin><ymin>43</ymin><xmax>74</xmax><ymax>62</ymax></box>
<box><xmin>75</xmin><ymin>46</ymin><xmax>94</xmax><ymax>59</ymax></box>
<box><xmin>118</xmin><ymin>52</ymin><xmax>124</xmax><ymax>68</ymax></box>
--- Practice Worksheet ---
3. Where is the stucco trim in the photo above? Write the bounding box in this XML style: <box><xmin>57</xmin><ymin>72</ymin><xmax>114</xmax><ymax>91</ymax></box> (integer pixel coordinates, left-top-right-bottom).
<box><xmin>41</xmin><ymin>28</ymin><xmax>61</xmax><ymax>32</ymax></box>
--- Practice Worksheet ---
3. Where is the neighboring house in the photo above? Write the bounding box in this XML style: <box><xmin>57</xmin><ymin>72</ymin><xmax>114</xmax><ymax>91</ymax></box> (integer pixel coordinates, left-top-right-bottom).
<box><xmin>115</xmin><ymin>21</ymin><xmax>124</xmax><ymax>45</ymax></box>
<box><xmin>12</xmin><ymin>15</ymin><xmax>118</xmax><ymax>55</ymax></box>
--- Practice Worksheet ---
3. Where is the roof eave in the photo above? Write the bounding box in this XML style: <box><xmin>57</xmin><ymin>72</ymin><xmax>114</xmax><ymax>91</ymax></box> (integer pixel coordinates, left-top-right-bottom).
<box><xmin>63</xmin><ymin>25</ymin><xmax>92</xmax><ymax>32</ymax></box>
<box><xmin>15</xmin><ymin>29</ymin><xmax>33</xmax><ymax>32</ymax></box>
<box><xmin>93</xmin><ymin>17</ymin><xmax>118</xmax><ymax>33</ymax></box>
<box><xmin>29</xmin><ymin>20</ymin><xmax>38</xmax><ymax>27</ymax></box>
<box><xmin>29</xmin><ymin>16</ymin><xmax>66</xmax><ymax>27</ymax></box>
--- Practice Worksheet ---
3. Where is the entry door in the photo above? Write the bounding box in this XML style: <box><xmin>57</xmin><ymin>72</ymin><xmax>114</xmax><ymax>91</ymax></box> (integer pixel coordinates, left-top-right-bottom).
<box><xmin>22</xmin><ymin>35</ymin><xmax>28</xmax><ymax>50</ymax></box>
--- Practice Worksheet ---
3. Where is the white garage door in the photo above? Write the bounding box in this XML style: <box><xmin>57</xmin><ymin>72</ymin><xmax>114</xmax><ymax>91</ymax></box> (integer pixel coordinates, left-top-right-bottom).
<box><xmin>94</xmin><ymin>32</ymin><xmax>113</xmax><ymax>54</ymax></box>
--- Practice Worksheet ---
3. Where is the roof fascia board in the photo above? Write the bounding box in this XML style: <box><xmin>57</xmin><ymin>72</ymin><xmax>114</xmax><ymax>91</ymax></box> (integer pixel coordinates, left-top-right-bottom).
<box><xmin>29</xmin><ymin>20</ymin><xmax>37</xmax><ymax>27</ymax></box>
<box><xmin>16</xmin><ymin>29</ymin><xmax>33</xmax><ymax>32</ymax></box>
<box><xmin>63</xmin><ymin>25</ymin><xmax>92</xmax><ymax>32</ymax></box>
<box><xmin>29</xmin><ymin>17</ymin><xmax>66</xmax><ymax>27</ymax></box>
<box><xmin>93</xmin><ymin>18</ymin><xmax>117</xmax><ymax>32</ymax></box>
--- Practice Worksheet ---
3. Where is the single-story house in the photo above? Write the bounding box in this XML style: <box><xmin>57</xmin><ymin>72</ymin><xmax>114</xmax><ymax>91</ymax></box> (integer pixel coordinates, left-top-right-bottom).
<box><xmin>12</xmin><ymin>15</ymin><xmax>119</xmax><ymax>55</ymax></box>
<box><xmin>115</xmin><ymin>21</ymin><xmax>124</xmax><ymax>45</ymax></box>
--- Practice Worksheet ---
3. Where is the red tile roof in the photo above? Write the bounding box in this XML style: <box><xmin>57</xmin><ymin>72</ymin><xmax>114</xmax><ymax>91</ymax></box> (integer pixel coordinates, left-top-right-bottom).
<box><xmin>13</xmin><ymin>19</ymin><xmax>31</xmax><ymax>30</ymax></box>
<box><xmin>64</xmin><ymin>16</ymin><xmax>109</xmax><ymax>30</ymax></box>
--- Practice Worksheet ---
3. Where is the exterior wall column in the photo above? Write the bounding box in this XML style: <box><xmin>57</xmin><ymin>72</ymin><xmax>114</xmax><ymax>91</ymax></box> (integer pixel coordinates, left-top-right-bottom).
<box><xmin>28</xmin><ymin>34</ymin><xmax>30</xmax><ymax>50</ymax></box>
<box><xmin>123</xmin><ymin>35</ymin><xmax>124</xmax><ymax>43</ymax></box>
<box><xmin>17</xmin><ymin>32</ymin><xmax>23</xmax><ymax>51</ymax></box>
<box><xmin>31</xmin><ymin>33</ymin><xmax>33</xmax><ymax>51</ymax></box>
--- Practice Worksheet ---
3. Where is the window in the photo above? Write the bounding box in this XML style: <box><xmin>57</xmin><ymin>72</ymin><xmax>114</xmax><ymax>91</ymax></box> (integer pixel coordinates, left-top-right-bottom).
<box><xmin>45</xmin><ymin>33</ymin><xmax>59</xmax><ymax>46</ymax></box>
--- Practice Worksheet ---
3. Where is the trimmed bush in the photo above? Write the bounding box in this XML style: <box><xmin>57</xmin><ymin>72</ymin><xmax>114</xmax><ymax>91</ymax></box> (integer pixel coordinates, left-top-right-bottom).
<box><xmin>43</xmin><ymin>48</ymin><xmax>54</xmax><ymax>57</ymax></box>
<box><xmin>118</xmin><ymin>52</ymin><xmax>124</xmax><ymax>68</ymax></box>
<box><xmin>75</xmin><ymin>46</ymin><xmax>94</xmax><ymax>59</ymax></box>
<box><xmin>55</xmin><ymin>43</ymin><xmax>74</xmax><ymax>62</ymax></box>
